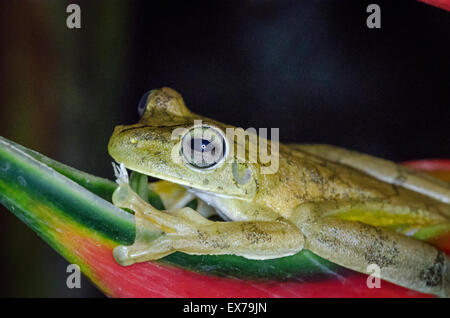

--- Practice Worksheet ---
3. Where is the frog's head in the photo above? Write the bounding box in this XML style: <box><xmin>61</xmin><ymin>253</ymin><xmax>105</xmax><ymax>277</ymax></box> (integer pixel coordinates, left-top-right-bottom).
<box><xmin>108</xmin><ymin>87</ymin><xmax>259</xmax><ymax>200</ymax></box>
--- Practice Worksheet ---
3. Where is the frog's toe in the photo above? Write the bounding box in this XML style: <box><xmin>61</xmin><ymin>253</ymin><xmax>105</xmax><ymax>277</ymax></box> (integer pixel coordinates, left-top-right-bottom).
<box><xmin>113</xmin><ymin>245</ymin><xmax>134</xmax><ymax>266</ymax></box>
<box><xmin>113</xmin><ymin>236</ymin><xmax>175</xmax><ymax>265</ymax></box>
<box><xmin>112</xmin><ymin>182</ymin><xmax>137</xmax><ymax>208</ymax></box>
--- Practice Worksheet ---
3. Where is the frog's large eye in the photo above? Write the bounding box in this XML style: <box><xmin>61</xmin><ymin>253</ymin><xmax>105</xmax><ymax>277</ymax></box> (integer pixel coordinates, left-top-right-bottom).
<box><xmin>137</xmin><ymin>90</ymin><xmax>153</xmax><ymax>117</ymax></box>
<box><xmin>180</xmin><ymin>126</ymin><xmax>227</xmax><ymax>170</ymax></box>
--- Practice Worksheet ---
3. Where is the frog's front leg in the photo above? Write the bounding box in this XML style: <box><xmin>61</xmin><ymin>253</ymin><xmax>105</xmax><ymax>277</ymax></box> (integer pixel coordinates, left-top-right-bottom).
<box><xmin>112</xmin><ymin>183</ymin><xmax>304</xmax><ymax>266</ymax></box>
<box><xmin>290</xmin><ymin>202</ymin><xmax>450</xmax><ymax>297</ymax></box>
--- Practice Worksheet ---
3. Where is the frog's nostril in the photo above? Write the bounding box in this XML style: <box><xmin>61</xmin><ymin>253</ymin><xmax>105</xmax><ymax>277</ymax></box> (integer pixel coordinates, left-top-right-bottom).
<box><xmin>137</xmin><ymin>90</ymin><xmax>154</xmax><ymax>117</ymax></box>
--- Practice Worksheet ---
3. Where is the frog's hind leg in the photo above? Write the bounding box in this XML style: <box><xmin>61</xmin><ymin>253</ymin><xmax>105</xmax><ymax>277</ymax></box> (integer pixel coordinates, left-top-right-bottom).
<box><xmin>310</xmin><ymin>200</ymin><xmax>449</xmax><ymax>237</ymax></box>
<box><xmin>292</xmin><ymin>144</ymin><xmax>450</xmax><ymax>205</ymax></box>
<box><xmin>290</xmin><ymin>202</ymin><xmax>450</xmax><ymax>297</ymax></box>
<box><xmin>112</xmin><ymin>182</ymin><xmax>304</xmax><ymax>266</ymax></box>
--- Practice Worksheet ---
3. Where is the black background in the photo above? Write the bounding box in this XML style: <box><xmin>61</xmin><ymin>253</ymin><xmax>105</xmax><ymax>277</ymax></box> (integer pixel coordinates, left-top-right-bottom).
<box><xmin>121</xmin><ymin>0</ymin><xmax>449</xmax><ymax>161</ymax></box>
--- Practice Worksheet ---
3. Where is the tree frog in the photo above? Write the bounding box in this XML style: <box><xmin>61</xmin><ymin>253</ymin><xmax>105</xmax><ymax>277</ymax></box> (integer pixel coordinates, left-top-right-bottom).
<box><xmin>108</xmin><ymin>87</ymin><xmax>450</xmax><ymax>297</ymax></box>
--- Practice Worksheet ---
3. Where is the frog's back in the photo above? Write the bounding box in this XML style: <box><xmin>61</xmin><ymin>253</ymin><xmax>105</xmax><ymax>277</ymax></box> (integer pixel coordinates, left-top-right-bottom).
<box><xmin>256</xmin><ymin>144</ymin><xmax>450</xmax><ymax>220</ymax></box>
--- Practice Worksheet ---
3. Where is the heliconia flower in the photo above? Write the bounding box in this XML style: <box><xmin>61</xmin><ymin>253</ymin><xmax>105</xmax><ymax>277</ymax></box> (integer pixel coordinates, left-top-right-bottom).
<box><xmin>418</xmin><ymin>0</ymin><xmax>450</xmax><ymax>12</ymax></box>
<box><xmin>0</xmin><ymin>136</ymin><xmax>448</xmax><ymax>298</ymax></box>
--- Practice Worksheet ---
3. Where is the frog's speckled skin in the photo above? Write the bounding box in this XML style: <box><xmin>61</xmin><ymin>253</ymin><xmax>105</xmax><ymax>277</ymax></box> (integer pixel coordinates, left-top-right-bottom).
<box><xmin>108</xmin><ymin>87</ymin><xmax>450</xmax><ymax>297</ymax></box>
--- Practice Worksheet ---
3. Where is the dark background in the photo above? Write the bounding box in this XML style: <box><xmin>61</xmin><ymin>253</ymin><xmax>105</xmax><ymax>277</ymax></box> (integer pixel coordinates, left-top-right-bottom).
<box><xmin>0</xmin><ymin>0</ymin><xmax>448</xmax><ymax>297</ymax></box>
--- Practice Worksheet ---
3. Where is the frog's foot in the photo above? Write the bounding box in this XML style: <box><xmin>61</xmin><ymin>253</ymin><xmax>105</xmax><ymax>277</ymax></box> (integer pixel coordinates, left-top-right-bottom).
<box><xmin>112</xmin><ymin>182</ymin><xmax>304</xmax><ymax>266</ymax></box>
<box><xmin>290</xmin><ymin>201</ymin><xmax>450</xmax><ymax>297</ymax></box>
<box><xmin>114</xmin><ymin>237</ymin><xmax>173</xmax><ymax>266</ymax></box>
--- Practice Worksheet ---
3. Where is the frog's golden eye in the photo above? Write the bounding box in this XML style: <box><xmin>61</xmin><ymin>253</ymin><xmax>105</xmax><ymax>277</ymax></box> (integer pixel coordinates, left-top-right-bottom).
<box><xmin>180</xmin><ymin>126</ymin><xmax>227</xmax><ymax>170</ymax></box>
<box><xmin>137</xmin><ymin>90</ymin><xmax>153</xmax><ymax>117</ymax></box>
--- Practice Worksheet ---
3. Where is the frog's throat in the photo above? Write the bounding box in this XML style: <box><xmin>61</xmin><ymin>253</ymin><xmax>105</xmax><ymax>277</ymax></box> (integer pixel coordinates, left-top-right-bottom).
<box><xmin>125</xmin><ymin>164</ymin><xmax>252</xmax><ymax>201</ymax></box>
<box><xmin>120</xmin><ymin>164</ymin><xmax>238</xmax><ymax>221</ymax></box>
<box><xmin>123</xmin><ymin>164</ymin><xmax>250</xmax><ymax>202</ymax></box>
<box><xmin>186</xmin><ymin>187</ymin><xmax>234</xmax><ymax>221</ymax></box>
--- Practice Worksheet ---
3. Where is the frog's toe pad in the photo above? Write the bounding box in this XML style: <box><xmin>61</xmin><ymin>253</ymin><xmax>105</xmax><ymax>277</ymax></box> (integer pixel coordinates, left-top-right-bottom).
<box><xmin>112</xmin><ymin>183</ymin><xmax>139</xmax><ymax>210</ymax></box>
<box><xmin>113</xmin><ymin>245</ymin><xmax>134</xmax><ymax>266</ymax></box>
